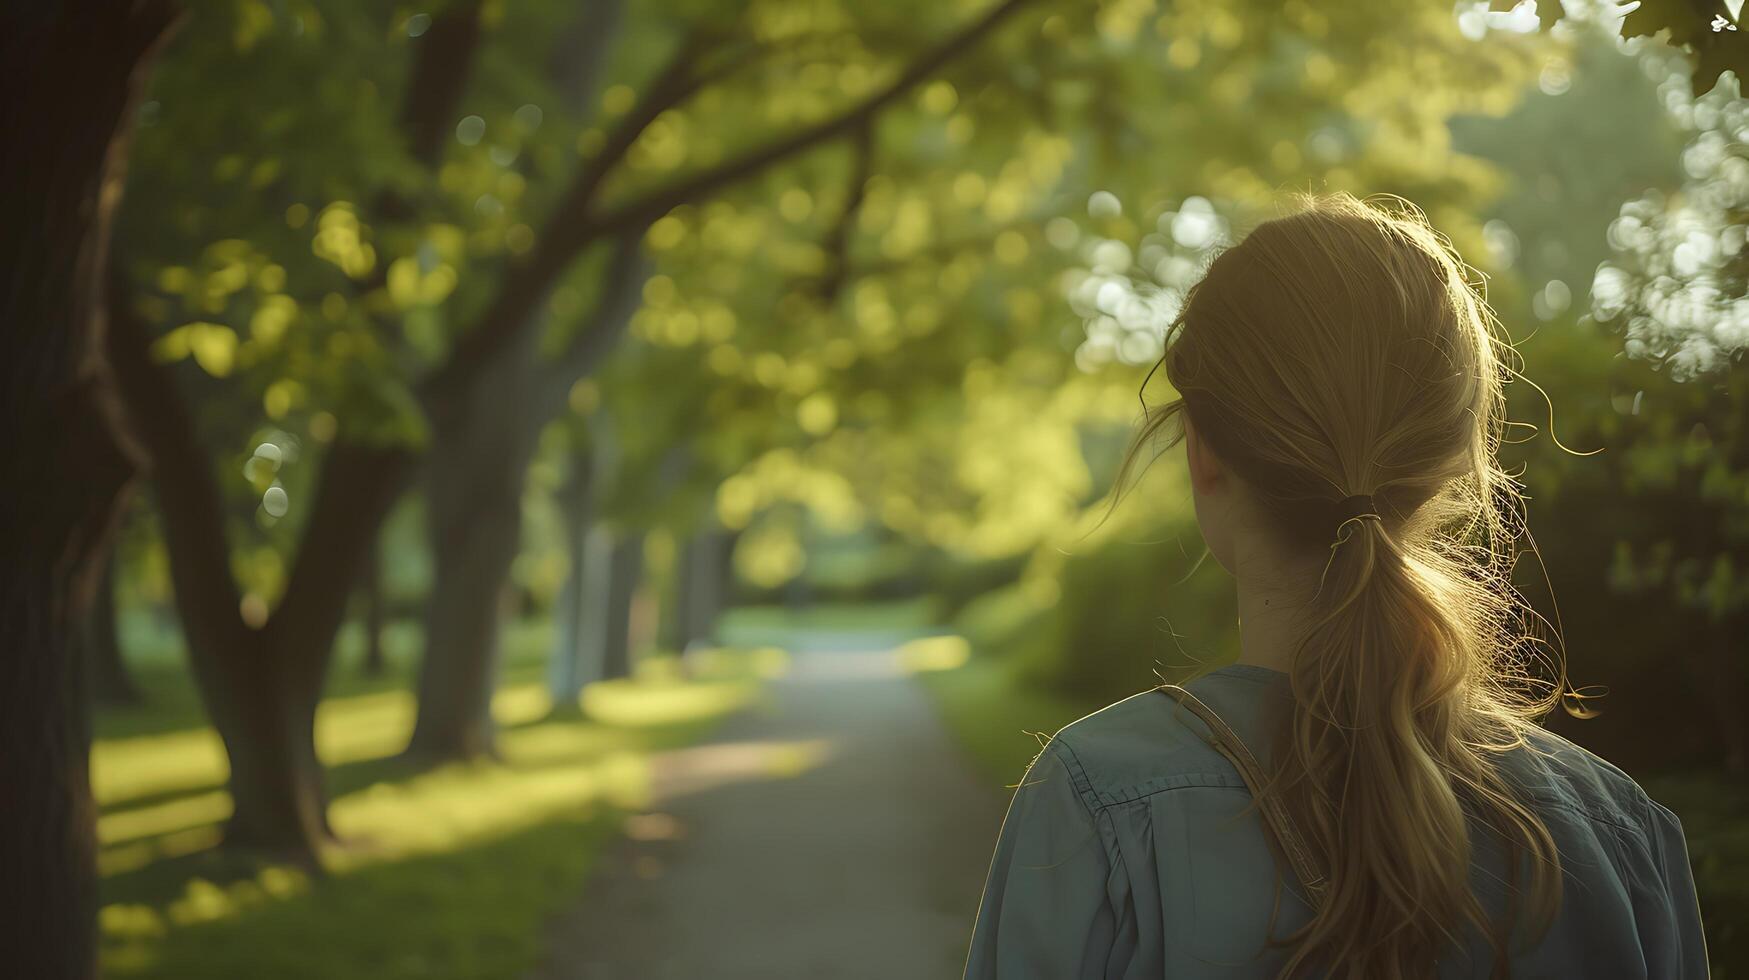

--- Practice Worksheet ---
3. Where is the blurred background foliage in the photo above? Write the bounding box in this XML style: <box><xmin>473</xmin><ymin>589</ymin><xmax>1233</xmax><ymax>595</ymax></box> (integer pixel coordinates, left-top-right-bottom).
<box><xmin>75</xmin><ymin>0</ymin><xmax>1749</xmax><ymax>974</ymax></box>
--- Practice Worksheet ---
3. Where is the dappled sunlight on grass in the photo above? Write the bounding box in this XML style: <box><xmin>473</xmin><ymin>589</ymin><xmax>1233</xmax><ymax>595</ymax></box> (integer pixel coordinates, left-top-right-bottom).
<box><xmin>896</xmin><ymin>633</ymin><xmax>972</xmax><ymax>673</ymax></box>
<box><xmin>491</xmin><ymin>718</ymin><xmax>632</xmax><ymax>768</ymax></box>
<box><xmin>95</xmin><ymin>646</ymin><xmax>773</xmax><ymax>980</ymax></box>
<box><xmin>582</xmin><ymin>674</ymin><xmax>762</xmax><ymax>728</ymax></box>
<box><xmin>100</xmin><ymin>825</ymin><xmax>227</xmax><ymax>878</ymax></box>
<box><xmin>577</xmin><ymin>646</ymin><xmax>788</xmax><ymax>727</ymax></box>
<box><xmin>314</xmin><ymin>688</ymin><xmax>418</xmax><ymax>765</ymax></box>
<box><xmin>100</xmin><ymin>865</ymin><xmax>313</xmax><ymax>973</ymax></box>
<box><xmin>93</xmin><ymin>729</ymin><xmax>229</xmax><ymax>810</ymax></box>
<box><xmin>323</xmin><ymin>749</ymin><xmax>650</xmax><ymax>871</ymax></box>
<box><xmin>100</xmin><ymin>790</ymin><xmax>232</xmax><ymax>849</ymax></box>
<box><xmin>493</xmin><ymin>682</ymin><xmax>556</xmax><ymax>726</ymax></box>
<box><xmin>652</xmin><ymin>738</ymin><xmax>838</xmax><ymax>799</ymax></box>
<box><xmin>719</xmin><ymin>599</ymin><xmax>943</xmax><ymax>635</ymax></box>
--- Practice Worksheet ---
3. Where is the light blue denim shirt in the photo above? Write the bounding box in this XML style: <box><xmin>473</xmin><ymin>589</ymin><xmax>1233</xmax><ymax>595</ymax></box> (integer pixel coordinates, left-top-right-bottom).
<box><xmin>963</xmin><ymin>663</ymin><xmax>1709</xmax><ymax>978</ymax></box>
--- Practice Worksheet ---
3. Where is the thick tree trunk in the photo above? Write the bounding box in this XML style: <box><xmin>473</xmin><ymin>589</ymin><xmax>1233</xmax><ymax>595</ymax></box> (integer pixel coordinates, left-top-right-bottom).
<box><xmin>410</xmin><ymin>237</ymin><xmax>644</xmax><ymax>749</ymax></box>
<box><xmin>95</xmin><ymin>0</ymin><xmax>501</xmax><ymax>859</ymax></box>
<box><xmin>404</xmin><ymin>3</ymin><xmax>640</xmax><ymax>751</ymax></box>
<box><xmin>110</xmin><ymin>297</ymin><xmax>416</xmax><ymax>860</ymax></box>
<box><xmin>404</xmin><ymin>493</ymin><xmax>522</xmax><ymax>759</ymax></box>
<box><xmin>86</xmin><ymin>550</ymin><xmax>143</xmax><ymax>706</ymax></box>
<box><xmin>0</xmin><ymin>6</ymin><xmax>179</xmax><ymax>975</ymax></box>
<box><xmin>360</xmin><ymin>539</ymin><xmax>387</xmax><ymax>678</ymax></box>
<box><xmin>405</xmin><ymin>322</ymin><xmax>544</xmax><ymax>761</ymax></box>
<box><xmin>213</xmin><ymin>641</ymin><xmax>331</xmax><ymax>855</ymax></box>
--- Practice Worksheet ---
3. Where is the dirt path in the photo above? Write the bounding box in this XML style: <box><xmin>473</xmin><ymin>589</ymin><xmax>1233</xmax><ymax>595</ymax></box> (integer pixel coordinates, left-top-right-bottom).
<box><xmin>528</xmin><ymin>641</ymin><xmax>1008</xmax><ymax>980</ymax></box>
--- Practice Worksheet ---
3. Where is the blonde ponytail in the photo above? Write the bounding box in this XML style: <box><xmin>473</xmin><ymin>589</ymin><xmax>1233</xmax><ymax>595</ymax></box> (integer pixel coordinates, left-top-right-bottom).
<box><xmin>1109</xmin><ymin>193</ymin><xmax>1567</xmax><ymax>977</ymax></box>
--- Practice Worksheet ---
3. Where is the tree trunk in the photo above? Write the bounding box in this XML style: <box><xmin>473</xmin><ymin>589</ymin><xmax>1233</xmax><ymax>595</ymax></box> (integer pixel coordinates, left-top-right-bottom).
<box><xmin>673</xmin><ymin>530</ymin><xmax>701</xmax><ymax>651</ymax></box>
<box><xmin>658</xmin><ymin>536</ymin><xmax>686</xmax><ymax>654</ymax></box>
<box><xmin>601</xmin><ymin>531</ymin><xmax>647</xmax><ymax>681</ymax></box>
<box><xmin>547</xmin><ymin>453</ymin><xmax>597</xmax><ymax>708</ymax></box>
<box><xmin>629</xmin><ymin>579</ymin><xmax>659</xmax><ymax>666</ymax></box>
<box><xmin>360</xmin><ymin>539</ymin><xmax>387</xmax><ymax>678</ymax></box>
<box><xmin>410</xmin><ymin>237</ymin><xmax>643</xmax><ymax>749</ymax></box>
<box><xmin>404</xmin><ymin>490</ymin><xmax>522</xmax><ymax>759</ymax></box>
<box><xmin>405</xmin><ymin>321</ymin><xmax>544</xmax><ymax>762</ymax></box>
<box><xmin>676</xmin><ymin>517</ymin><xmax>732</xmax><ymax>651</ymax></box>
<box><xmin>562</xmin><ymin>525</ymin><xmax>618</xmax><ymax>702</ymax></box>
<box><xmin>0</xmin><ymin>5</ymin><xmax>179</xmax><ymax>974</ymax></box>
<box><xmin>412</xmin><ymin>0</ymin><xmax>643</xmax><ymax>733</ymax></box>
<box><xmin>110</xmin><ymin>296</ymin><xmax>416</xmax><ymax>860</ymax></box>
<box><xmin>213</xmin><ymin>642</ymin><xmax>331</xmax><ymax>855</ymax></box>
<box><xmin>86</xmin><ymin>548</ymin><xmax>143</xmax><ymax>706</ymax></box>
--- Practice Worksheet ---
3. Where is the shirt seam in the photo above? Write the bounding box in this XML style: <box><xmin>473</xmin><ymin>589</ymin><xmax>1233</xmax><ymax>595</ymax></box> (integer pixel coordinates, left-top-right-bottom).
<box><xmin>1047</xmin><ymin>737</ymin><xmax>1104</xmax><ymax>818</ymax></box>
<box><xmin>1080</xmin><ymin>773</ymin><xmax>1653</xmax><ymax>837</ymax></box>
<box><xmin>1087</xmin><ymin>771</ymin><xmax>1250</xmax><ymax>809</ymax></box>
<box><xmin>1642</xmin><ymin>795</ymin><xmax>1674</xmax><ymax>882</ymax></box>
<box><xmin>1052</xmin><ymin>739</ymin><xmax>1135</xmax><ymax>910</ymax></box>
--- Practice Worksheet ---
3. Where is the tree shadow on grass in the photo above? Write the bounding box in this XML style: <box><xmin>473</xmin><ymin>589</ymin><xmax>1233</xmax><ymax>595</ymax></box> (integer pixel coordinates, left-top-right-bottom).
<box><xmin>96</xmin><ymin>639</ymin><xmax>768</xmax><ymax>977</ymax></box>
<box><xmin>99</xmin><ymin>687</ymin><xmax>750</xmax><ymax>919</ymax></box>
<box><xmin>101</xmin><ymin>808</ymin><xmax>621</xmax><ymax>980</ymax></box>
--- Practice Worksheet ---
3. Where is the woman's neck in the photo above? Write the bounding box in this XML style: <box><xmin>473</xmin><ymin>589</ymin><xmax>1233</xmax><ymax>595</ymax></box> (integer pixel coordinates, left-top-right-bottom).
<box><xmin>1231</xmin><ymin>549</ymin><xmax>1322</xmax><ymax>674</ymax></box>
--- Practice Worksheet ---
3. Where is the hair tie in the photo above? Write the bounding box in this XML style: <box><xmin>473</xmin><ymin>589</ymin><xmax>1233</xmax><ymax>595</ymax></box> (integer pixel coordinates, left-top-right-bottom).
<box><xmin>1333</xmin><ymin>493</ymin><xmax>1382</xmax><ymax>524</ymax></box>
<box><xmin>1328</xmin><ymin>494</ymin><xmax>1384</xmax><ymax>552</ymax></box>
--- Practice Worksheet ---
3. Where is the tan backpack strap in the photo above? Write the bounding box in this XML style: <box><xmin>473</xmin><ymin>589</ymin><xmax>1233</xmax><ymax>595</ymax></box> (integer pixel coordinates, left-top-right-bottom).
<box><xmin>1158</xmin><ymin>683</ymin><xmax>1328</xmax><ymax>908</ymax></box>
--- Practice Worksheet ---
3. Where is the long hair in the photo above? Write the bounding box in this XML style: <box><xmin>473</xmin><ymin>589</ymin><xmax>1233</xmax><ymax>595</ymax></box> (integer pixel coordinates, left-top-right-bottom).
<box><xmin>1106</xmin><ymin>192</ymin><xmax>1565</xmax><ymax>977</ymax></box>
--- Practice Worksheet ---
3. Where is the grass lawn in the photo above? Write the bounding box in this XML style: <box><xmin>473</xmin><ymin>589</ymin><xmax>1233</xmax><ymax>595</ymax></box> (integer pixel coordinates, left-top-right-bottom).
<box><xmin>716</xmin><ymin>597</ymin><xmax>948</xmax><ymax>646</ymax></box>
<box><xmin>917</xmin><ymin>646</ymin><xmax>1748</xmax><ymax>976</ymax></box>
<box><xmin>94</xmin><ymin>615</ymin><xmax>780</xmax><ymax>980</ymax></box>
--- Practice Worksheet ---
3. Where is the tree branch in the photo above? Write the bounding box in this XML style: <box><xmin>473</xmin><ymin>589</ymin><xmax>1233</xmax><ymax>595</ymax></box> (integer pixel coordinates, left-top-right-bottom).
<box><xmin>814</xmin><ymin>121</ymin><xmax>875</xmax><ymax>304</ymax></box>
<box><xmin>535</xmin><ymin>230</ymin><xmax>652</xmax><ymax>419</ymax></box>
<box><xmin>399</xmin><ymin>1</ymin><xmax>486</xmax><ymax>173</ymax></box>
<box><xmin>817</xmin><ymin>212</ymin><xmax>1058</xmax><ymax>284</ymax></box>
<box><xmin>110</xmin><ymin>270</ymin><xmax>418</xmax><ymax>708</ymax></box>
<box><xmin>543</xmin><ymin>27</ymin><xmax>726</xmax><ymax>257</ymax></box>
<box><xmin>105</xmin><ymin>278</ymin><xmax>250</xmax><ymax>659</ymax></box>
<box><xmin>583</xmin><ymin>0</ymin><xmax>1037</xmax><ymax>238</ymax></box>
<box><xmin>359</xmin><ymin>0</ymin><xmax>487</xmax><ymax>298</ymax></box>
<box><xmin>421</xmin><ymin>0</ymin><xmax>1037</xmax><ymax>414</ymax></box>
<box><xmin>268</xmin><ymin>441</ymin><xmax>419</xmax><ymax>699</ymax></box>
<box><xmin>417</xmin><ymin>28</ymin><xmax>720</xmax><ymax>414</ymax></box>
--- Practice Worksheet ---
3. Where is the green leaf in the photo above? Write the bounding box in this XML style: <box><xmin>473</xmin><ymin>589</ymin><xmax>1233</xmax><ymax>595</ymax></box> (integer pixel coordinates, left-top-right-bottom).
<box><xmin>152</xmin><ymin>322</ymin><xmax>239</xmax><ymax>378</ymax></box>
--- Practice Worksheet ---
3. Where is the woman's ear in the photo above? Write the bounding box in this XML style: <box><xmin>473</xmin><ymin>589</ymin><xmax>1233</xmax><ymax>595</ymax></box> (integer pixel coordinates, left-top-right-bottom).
<box><xmin>1184</xmin><ymin>412</ymin><xmax>1224</xmax><ymax>497</ymax></box>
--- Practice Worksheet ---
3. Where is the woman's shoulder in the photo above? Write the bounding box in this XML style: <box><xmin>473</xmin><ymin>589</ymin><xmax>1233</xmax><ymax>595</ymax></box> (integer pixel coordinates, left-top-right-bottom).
<box><xmin>1039</xmin><ymin>674</ymin><xmax>1672</xmax><ymax>838</ymax></box>
<box><xmin>1040</xmin><ymin>684</ymin><xmax>1245</xmax><ymax>810</ymax></box>
<box><xmin>1503</xmin><ymin>723</ymin><xmax>1672</xmax><ymax>835</ymax></box>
